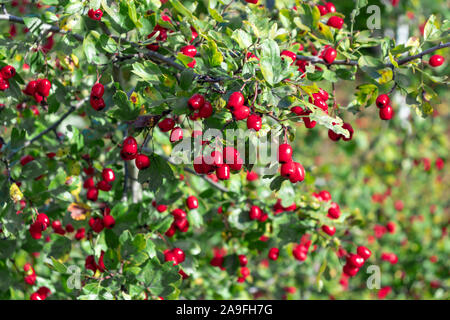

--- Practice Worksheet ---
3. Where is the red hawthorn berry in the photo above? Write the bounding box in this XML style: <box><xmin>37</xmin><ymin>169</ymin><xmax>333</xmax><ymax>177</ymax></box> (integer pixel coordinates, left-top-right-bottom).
<box><xmin>20</xmin><ymin>155</ymin><xmax>35</xmax><ymax>166</ymax></box>
<box><xmin>343</xmin><ymin>264</ymin><xmax>359</xmax><ymax>277</ymax></box>
<box><xmin>170</xmin><ymin>127</ymin><xmax>183</xmax><ymax>143</ymax></box>
<box><xmin>186</xmin><ymin>196</ymin><xmax>199</xmax><ymax>210</ymax></box>
<box><xmin>188</xmin><ymin>93</ymin><xmax>205</xmax><ymax>110</ymax></box>
<box><xmin>246</xmin><ymin>171</ymin><xmax>258</xmax><ymax>181</ymax></box>
<box><xmin>327</xmin><ymin>16</ymin><xmax>344</xmax><ymax>29</ymax></box>
<box><xmin>216</xmin><ymin>164</ymin><xmax>230</xmax><ymax>180</ymax></box>
<box><xmin>322</xmin><ymin>47</ymin><xmax>337</xmax><ymax>64</ymax></box>
<box><xmin>240</xmin><ymin>266</ymin><xmax>250</xmax><ymax>278</ymax></box>
<box><xmin>289</xmin><ymin>162</ymin><xmax>305</xmax><ymax>183</ymax></box>
<box><xmin>171</xmin><ymin>208</ymin><xmax>187</xmax><ymax>220</ymax></box>
<box><xmin>376</xmin><ymin>94</ymin><xmax>390</xmax><ymax>108</ymax></box>
<box><xmin>357</xmin><ymin>246</ymin><xmax>372</xmax><ymax>261</ymax></box>
<box><xmin>317</xmin><ymin>5</ymin><xmax>328</xmax><ymax>16</ymax></box>
<box><xmin>36</xmin><ymin>213</ymin><xmax>50</xmax><ymax>230</ymax></box>
<box><xmin>103</xmin><ymin>215</ymin><xmax>115</xmax><ymax>229</ymax></box>
<box><xmin>342</xmin><ymin>123</ymin><xmax>354</xmax><ymax>141</ymax></box>
<box><xmin>429</xmin><ymin>54</ymin><xmax>444</xmax><ymax>67</ymax></box>
<box><xmin>86</xmin><ymin>187</ymin><xmax>99</xmax><ymax>201</ymax></box>
<box><xmin>122</xmin><ymin>136</ymin><xmax>138</xmax><ymax>155</ymax></box>
<box><xmin>210</xmin><ymin>151</ymin><xmax>224</xmax><ymax>167</ymax></box>
<box><xmin>97</xmin><ymin>180</ymin><xmax>112</xmax><ymax>192</ymax></box>
<box><xmin>36</xmin><ymin>79</ymin><xmax>51</xmax><ymax>97</ymax></box>
<box><xmin>325</xmin><ymin>2</ymin><xmax>336</xmax><ymax>13</ymax></box>
<box><xmin>187</xmin><ymin>59</ymin><xmax>196</xmax><ymax>68</ymax></box>
<box><xmin>280</xmin><ymin>161</ymin><xmax>296</xmax><ymax>178</ymax></box>
<box><xmin>386</xmin><ymin>221</ymin><xmax>396</xmax><ymax>233</ymax></box>
<box><xmin>101</xmin><ymin>168</ymin><xmax>115</xmax><ymax>183</ymax></box>
<box><xmin>172</xmin><ymin>248</ymin><xmax>186</xmax><ymax>263</ymax></box>
<box><xmin>258</xmin><ymin>212</ymin><xmax>269</xmax><ymax>222</ymax></box>
<box><xmin>268</xmin><ymin>248</ymin><xmax>279</xmax><ymax>260</ymax></box>
<box><xmin>227</xmin><ymin>92</ymin><xmax>245</xmax><ymax>109</ymax></box>
<box><xmin>89</xmin><ymin>217</ymin><xmax>104</xmax><ymax>233</ymax></box>
<box><xmin>278</xmin><ymin>143</ymin><xmax>293</xmax><ymax>163</ymax></box>
<box><xmin>190</xmin><ymin>27</ymin><xmax>198</xmax><ymax>43</ymax></box>
<box><xmin>91</xmin><ymin>83</ymin><xmax>104</xmax><ymax>98</ymax></box>
<box><xmin>158</xmin><ymin>118</ymin><xmax>176</xmax><ymax>132</ymax></box>
<box><xmin>292</xmin><ymin>244</ymin><xmax>308</xmax><ymax>261</ymax></box>
<box><xmin>75</xmin><ymin>228</ymin><xmax>85</xmax><ymax>240</ymax></box>
<box><xmin>23</xmin><ymin>81</ymin><xmax>38</xmax><ymax>95</ymax></box>
<box><xmin>156</xmin><ymin>204</ymin><xmax>167</xmax><ymax>213</ymax></box>
<box><xmin>180</xmin><ymin>45</ymin><xmax>197</xmax><ymax>57</ymax></box>
<box><xmin>135</xmin><ymin>154</ymin><xmax>151</xmax><ymax>170</ymax></box>
<box><xmin>322</xmin><ymin>225</ymin><xmax>336</xmax><ymax>236</ymax></box>
<box><xmin>319</xmin><ymin>190</ymin><xmax>332</xmax><ymax>201</ymax></box>
<box><xmin>247</xmin><ymin>114</ymin><xmax>262</xmax><ymax>131</ymax></box>
<box><xmin>198</xmin><ymin>101</ymin><xmax>213</xmax><ymax>118</ymax></box>
<box><xmin>85</xmin><ymin>255</ymin><xmax>97</xmax><ymax>273</ymax></box>
<box><xmin>30</xmin><ymin>292</ymin><xmax>42</xmax><ymax>300</ymax></box>
<box><xmin>232</xmin><ymin>105</ymin><xmax>250</xmax><ymax>120</ymax></box>
<box><xmin>281</xmin><ymin>50</ymin><xmax>296</xmax><ymax>64</ymax></box>
<box><xmin>88</xmin><ymin>9</ymin><xmax>103</xmax><ymax>21</ymax></box>
<box><xmin>238</xmin><ymin>254</ymin><xmax>248</xmax><ymax>267</ymax></box>
<box><xmin>249</xmin><ymin>205</ymin><xmax>262</xmax><ymax>220</ymax></box>
<box><xmin>327</xmin><ymin>202</ymin><xmax>341</xmax><ymax>219</ymax></box>
<box><xmin>1</xmin><ymin>65</ymin><xmax>16</xmax><ymax>79</ymax></box>
<box><xmin>347</xmin><ymin>253</ymin><xmax>365</xmax><ymax>268</ymax></box>
<box><xmin>65</xmin><ymin>224</ymin><xmax>74</xmax><ymax>233</ymax></box>
<box><xmin>379</xmin><ymin>105</ymin><xmax>394</xmax><ymax>120</ymax></box>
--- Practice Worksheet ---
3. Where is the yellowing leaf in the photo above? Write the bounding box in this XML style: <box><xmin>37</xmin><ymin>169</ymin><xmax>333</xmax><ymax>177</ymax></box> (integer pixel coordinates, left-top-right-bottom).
<box><xmin>10</xmin><ymin>183</ymin><xmax>23</xmax><ymax>202</ymax></box>
<box><xmin>377</xmin><ymin>68</ymin><xmax>393</xmax><ymax>84</ymax></box>
<box><xmin>67</xmin><ymin>202</ymin><xmax>91</xmax><ymax>221</ymax></box>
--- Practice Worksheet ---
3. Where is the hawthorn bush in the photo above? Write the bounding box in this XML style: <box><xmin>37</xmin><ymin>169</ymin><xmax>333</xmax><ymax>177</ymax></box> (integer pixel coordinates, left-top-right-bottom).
<box><xmin>0</xmin><ymin>0</ymin><xmax>448</xmax><ymax>300</ymax></box>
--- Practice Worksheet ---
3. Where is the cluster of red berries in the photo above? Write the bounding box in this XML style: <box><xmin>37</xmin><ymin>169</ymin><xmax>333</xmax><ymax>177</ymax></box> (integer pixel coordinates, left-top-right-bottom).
<box><xmin>226</xmin><ymin>91</ymin><xmax>248</xmax><ymax>119</ymax></box>
<box><xmin>342</xmin><ymin>246</ymin><xmax>372</xmax><ymax>277</ymax></box>
<box><xmin>85</xmin><ymin>251</ymin><xmax>106</xmax><ymax>273</ymax></box>
<box><xmin>164</xmin><ymin>196</ymin><xmax>199</xmax><ymax>237</ymax></box>
<box><xmin>30</xmin><ymin>286</ymin><xmax>51</xmax><ymax>300</ymax></box>
<box><xmin>166</xmin><ymin>208</ymin><xmax>189</xmax><ymax>236</ymax></box>
<box><xmin>146</xmin><ymin>14</ymin><xmax>173</xmax><ymax>51</ymax></box>
<box><xmin>84</xmin><ymin>166</ymin><xmax>116</xmax><ymax>201</ymax></box>
<box><xmin>88</xmin><ymin>8</ymin><xmax>103</xmax><ymax>21</ymax></box>
<box><xmin>120</xmin><ymin>136</ymin><xmax>151</xmax><ymax>170</ymax></box>
<box><xmin>188</xmin><ymin>93</ymin><xmax>214</xmax><ymax>120</ymax></box>
<box><xmin>292</xmin><ymin>237</ymin><xmax>312</xmax><ymax>261</ymax></box>
<box><xmin>210</xmin><ymin>247</ymin><xmax>226</xmax><ymax>270</ymax></box>
<box><xmin>376</xmin><ymin>94</ymin><xmax>394</xmax><ymax>120</ymax></box>
<box><xmin>328</xmin><ymin>122</ymin><xmax>354</xmax><ymax>142</ymax></box>
<box><xmin>24</xmin><ymin>263</ymin><xmax>36</xmax><ymax>285</ymax></box>
<box><xmin>273</xmin><ymin>198</ymin><xmax>296</xmax><ymax>215</ymax></box>
<box><xmin>29</xmin><ymin>213</ymin><xmax>50</xmax><ymax>240</ymax></box>
<box><xmin>89</xmin><ymin>213</ymin><xmax>115</xmax><ymax>233</ymax></box>
<box><xmin>0</xmin><ymin>65</ymin><xmax>16</xmax><ymax>91</ymax></box>
<box><xmin>193</xmin><ymin>145</ymin><xmax>243</xmax><ymax>180</ymax></box>
<box><xmin>90</xmin><ymin>82</ymin><xmax>106</xmax><ymax>111</ymax></box>
<box><xmin>381</xmin><ymin>252</ymin><xmax>398</xmax><ymax>265</ymax></box>
<box><xmin>164</xmin><ymin>248</ymin><xmax>189</xmax><ymax>279</ymax></box>
<box><xmin>225</xmin><ymin>91</ymin><xmax>263</xmax><ymax>131</ymax></box>
<box><xmin>249</xmin><ymin>205</ymin><xmax>269</xmax><ymax>222</ymax></box>
<box><xmin>291</xmin><ymin>87</ymin><xmax>329</xmax><ymax>128</ymax></box>
<box><xmin>23</xmin><ymin>78</ymin><xmax>52</xmax><ymax>103</ymax></box>
<box><xmin>278</xmin><ymin>143</ymin><xmax>305</xmax><ymax>183</ymax></box>
<box><xmin>180</xmin><ymin>45</ymin><xmax>197</xmax><ymax>68</ymax></box>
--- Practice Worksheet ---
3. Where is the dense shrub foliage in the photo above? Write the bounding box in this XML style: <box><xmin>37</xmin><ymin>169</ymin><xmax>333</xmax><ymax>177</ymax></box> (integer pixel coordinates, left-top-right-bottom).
<box><xmin>0</xmin><ymin>0</ymin><xmax>448</xmax><ymax>300</ymax></box>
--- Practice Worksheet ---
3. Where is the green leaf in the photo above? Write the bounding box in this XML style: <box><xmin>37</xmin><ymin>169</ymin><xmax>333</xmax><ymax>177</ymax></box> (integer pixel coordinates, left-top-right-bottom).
<box><xmin>50</xmin><ymin>257</ymin><xmax>68</xmax><ymax>273</ymax></box>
